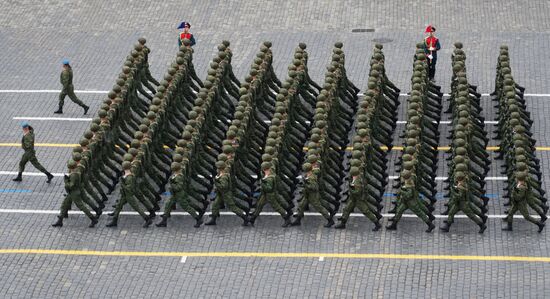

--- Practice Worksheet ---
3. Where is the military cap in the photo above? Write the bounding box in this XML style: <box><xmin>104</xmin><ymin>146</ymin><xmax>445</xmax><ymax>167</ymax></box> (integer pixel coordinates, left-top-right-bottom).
<box><xmin>67</xmin><ymin>159</ymin><xmax>78</xmax><ymax>169</ymax></box>
<box><xmin>122</xmin><ymin>161</ymin><xmax>132</xmax><ymax>170</ymax></box>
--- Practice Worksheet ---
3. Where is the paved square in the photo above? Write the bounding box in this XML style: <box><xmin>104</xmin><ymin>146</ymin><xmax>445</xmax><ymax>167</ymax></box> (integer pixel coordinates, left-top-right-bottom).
<box><xmin>0</xmin><ymin>1</ymin><xmax>550</xmax><ymax>298</ymax></box>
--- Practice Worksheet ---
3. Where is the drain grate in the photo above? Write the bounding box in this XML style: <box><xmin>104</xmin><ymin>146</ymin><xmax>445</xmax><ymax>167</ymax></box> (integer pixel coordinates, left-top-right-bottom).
<box><xmin>352</xmin><ymin>28</ymin><xmax>375</xmax><ymax>33</ymax></box>
<box><xmin>371</xmin><ymin>38</ymin><xmax>393</xmax><ymax>44</ymax></box>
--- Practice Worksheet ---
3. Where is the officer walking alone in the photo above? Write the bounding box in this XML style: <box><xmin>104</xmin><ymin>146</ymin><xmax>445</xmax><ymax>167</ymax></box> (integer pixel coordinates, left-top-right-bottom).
<box><xmin>54</xmin><ymin>59</ymin><xmax>89</xmax><ymax>115</ymax></box>
<box><xmin>424</xmin><ymin>25</ymin><xmax>441</xmax><ymax>81</ymax></box>
<box><xmin>13</xmin><ymin>122</ymin><xmax>54</xmax><ymax>183</ymax></box>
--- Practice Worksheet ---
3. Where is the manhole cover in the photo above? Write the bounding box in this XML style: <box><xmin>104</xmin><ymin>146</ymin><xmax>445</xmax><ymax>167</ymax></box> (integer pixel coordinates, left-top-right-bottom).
<box><xmin>352</xmin><ymin>28</ymin><xmax>375</xmax><ymax>33</ymax></box>
<box><xmin>371</xmin><ymin>38</ymin><xmax>393</xmax><ymax>44</ymax></box>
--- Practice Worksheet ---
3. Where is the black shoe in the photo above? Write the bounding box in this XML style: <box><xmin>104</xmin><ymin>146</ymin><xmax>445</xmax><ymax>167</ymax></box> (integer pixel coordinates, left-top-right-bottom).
<box><xmin>538</xmin><ymin>223</ymin><xmax>545</xmax><ymax>233</ymax></box>
<box><xmin>53</xmin><ymin>109</ymin><xmax>63</xmax><ymax>114</ymax></box>
<box><xmin>89</xmin><ymin>217</ymin><xmax>98</xmax><ymax>228</ymax></box>
<box><xmin>12</xmin><ymin>173</ymin><xmax>22</xmax><ymax>182</ymax></box>
<box><xmin>51</xmin><ymin>216</ymin><xmax>63</xmax><ymax>227</ymax></box>
<box><xmin>194</xmin><ymin>218</ymin><xmax>203</xmax><ymax>228</ymax></box>
<box><xmin>143</xmin><ymin>217</ymin><xmax>153</xmax><ymax>228</ymax></box>
<box><xmin>440</xmin><ymin>224</ymin><xmax>450</xmax><ymax>232</ymax></box>
<box><xmin>290</xmin><ymin>216</ymin><xmax>301</xmax><ymax>226</ymax></box>
<box><xmin>324</xmin><ymin>218</ymin><xmax>335</xmax><ymax>228</ymax></box>
<box><xmin>334</xmin><ymin>222</ymin><xmax>346</xmax><ymax>229</ymax></box>
<box><xmin>106</xmin><ymin>218</ymin><xmax>118</xmax><ymax>227</ymax></box>
<box><xmin>478</xmin><ymin>224</ymin><xmax>487</xmax><ymax>234</ymax></box>
<box><xmin>426</xmin><ymin>223</ymin><xmax>435</xmax><ymax>233</ymax></box>
<box><xmin>281</xmin><ymin>217</ymin><xmax>292</xmax><ymax>227</ymax></box>
<box><xmin>83</xmin><ymin>106</ymin><xmax>89</xmax><ymax>115</ymax></box>
<box><xmin>372</xmin><ymin>222</ymin><xmax>381</xmax><ymax>231</ymax></box>
<box><xmin>156</xmin><ymin>215</ymin><xmax>168</xmax><ymax>227</ymax></box>
<box><xmin>386</xmin><ymin>223</ymin><xmax>397</xmax><ymax>230</ymax></box>
<box><xmin>502</xmin><ymin>223</ymin><xmax>513</xmax><ymax>231</ymax></box>
<box><xmin>204</xmin><ymin>216</ymin><xmax>217</xmax><ymax>225</ymax></box>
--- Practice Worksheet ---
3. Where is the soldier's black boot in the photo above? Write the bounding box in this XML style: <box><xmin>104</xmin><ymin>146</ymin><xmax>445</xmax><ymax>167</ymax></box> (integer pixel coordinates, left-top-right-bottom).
<box><xmin>386</xmin><ymin>222</ymin><xmax>397</xmax><ymax>230</ymax></box>
<box><xmin>426</xmin><ymin>222</ymin><xmax>435</xmax><ymax>233</ymax></box>
<box><xmin>83</xmin><ymin>105</ymin><xmax>89</xmax><ymax>115</ymax></box>
<box><xmin>334</xmin><ymin>220</ymin><xmax>346</xmax><ymax>229</ymax></box>
<box><xmin>478</xmin><ymin>224</ymin><xmax>487</xmax><ymax>234</ymax></box>
<box><xmin>12</xmin><ymin>172</ymin><xmax>22</xmax><ymax>182</ymax></box>
<box><xmin>204</xmin><ymin>216</ymin><xmax>217</xmax><ymax>225</ymax></box>
<box><xmin>538</xmin><ymin>222</ymin><xmax>545</xmax><ymax>233</ymax></box>
<box><xmin>502</xmin><ymin>222</ymin><xmax>513</xmax><ymax>231</ymax></box>
<box><xmin>54</xmin><ymin>106</ymin><xmax>63</xmax><ymax>114</ymax></box>
<box><xmin>156</xmin><ymin>215</ymin><xmax>168</xmax><ymax>227</ymax></box>
<box><xmin>281</xmin><ymin>215</ymin><xmax>292</xmax><ymax>227</ymax></box>
<box><xmin>45</xmin><ymin>172</ymin><xmax>54</xmax><ymax>183</ymax></box>
<box><xmin>372</xmin><ymin>222</ymin><xmax>382</xmax><ymax>231</ymax></box>
<box><xmin>194</xmin><ymin>217</ymin><xmax>203</xmax><ymax>228</ymax></box>
<box><xmin>89</xmin><ymin>216</ymin><xmax>98</xmax><ymax>228</ymax></box>
<box><xmin>290</xmin><ymin>215</ymin><xmax>302</xmax><ymax>226</ymax></box>
<box><xmin>106</xmin><ymin>217</ymin><xmax>118</xmax><ymax>227</ymax></box>
<box><xmin>51</xmin><ymin>216</ymin><xmax>63</xmax><ymax>227</ymax></box>
<box><xmin>440</xmin><ymin>222</ymin><xmax>450</xmax><ymax>232</ymax></box>
<box><xmin>143</xmin><ymin>216</ymin><xmax>153</xmax><ymax>228</ymax></box>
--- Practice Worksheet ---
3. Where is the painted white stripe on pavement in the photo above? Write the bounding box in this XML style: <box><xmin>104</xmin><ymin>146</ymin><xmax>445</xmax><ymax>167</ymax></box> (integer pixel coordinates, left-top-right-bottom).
<box><xmin>13</xmin><ymin>117</ymin><xmax>92</xmax><ymax>122</ymax></box>
<box><xmin>0</xmin><ymin>171</ymin><xmax>65</xmax><ymax>177</ymax></box>
<box><xmin>395</xmin><ymin>120</ymin><xmax>498</xmax><ymax>124</ymax></box>
<box><xmin>0</xmin><ymin>90</ymin><xmax>108</xmax><ymax>94</ymax></box>
<box><xmin>0</xmin><ymin>209</ymin><xmax>536</xmax><ymax>219</ymax></box>
<box><xmin>387</xmin><ymin>175</ymin><xmax>507</xmax><ymax>181</ymax></box>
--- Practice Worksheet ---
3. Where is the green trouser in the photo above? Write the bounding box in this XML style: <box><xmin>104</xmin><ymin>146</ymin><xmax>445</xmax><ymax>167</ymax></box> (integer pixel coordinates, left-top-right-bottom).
<box><xmin>253</xmin><ymin>192</ymin><xmax>288</xmax><ymax>219</ymax></box>
<box><xmin>296</xmin><ymin>191</ymin><xmax>330</xmax><ymax>220</ymax></box>
<box><xmin>82</xmin><ymin>174</ymin><xmax>102</xmax><ymax>205</ymax></box>
<box><xmin>393</xmin><ymin>200</ymin><xmax>430</xmax><ymax>224</ymax></box>
<box><xmin>507</xmin><ymin>202</ymin><xmax>541</xmax><ymax>225</ymax></box>
<box><xmin>19</xmin><ymin>151</ymin><xmax>48</xmax><ymax>173</ymax></box>
<box><xmin>59</xmin><ymin>192</ymin><xmax>95</xmax><ymax>220</ymax></box>
<box><xmin>447</xmin><ymin>201</ymin><xmax>483</xmax><ymax>225</ymax></box>
<box><xmin>163</xmin><ymin>191</ymin><xmax>199</xmax><ymax>219</ymax></box>
<box><xmin>58</xmin><ymin>86</ymin><xmax>86</xmax><ymax>108</ymax></box>
<box><xmin>210</xmin><ymin>191</ymin><xmax>247</xmax><ymax>219</ymax></box>
<box><xmin>113</xmin><ymin>194</ymin><xmax>149</xmax><ymax>220</ymax></box>
<box><xmin>341</xmin><ymin>197</ymin><xmax>378</xmax><ymax>224</ymax></box>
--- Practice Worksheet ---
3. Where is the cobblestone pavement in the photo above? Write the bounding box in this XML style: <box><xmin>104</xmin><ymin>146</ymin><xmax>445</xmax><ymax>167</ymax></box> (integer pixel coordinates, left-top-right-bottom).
<box><xmin>1</xmin><ymin>1</ymin><xmax>550</xmax><ymax>298</ymax></box>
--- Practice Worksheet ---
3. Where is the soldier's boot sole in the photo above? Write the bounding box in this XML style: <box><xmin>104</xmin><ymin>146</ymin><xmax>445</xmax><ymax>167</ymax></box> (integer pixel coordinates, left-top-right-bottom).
<box><xmin>51</xmin><ymin>216</ymin><xmax>63</xmax><ymax>227</ymax></box>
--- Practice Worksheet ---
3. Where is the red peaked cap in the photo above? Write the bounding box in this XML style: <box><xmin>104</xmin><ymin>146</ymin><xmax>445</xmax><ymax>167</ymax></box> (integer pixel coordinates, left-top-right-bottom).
<box><xmin>425</xmin><ymin>25</ymin><xmax>436</xmax><ymax>33</ymax></box>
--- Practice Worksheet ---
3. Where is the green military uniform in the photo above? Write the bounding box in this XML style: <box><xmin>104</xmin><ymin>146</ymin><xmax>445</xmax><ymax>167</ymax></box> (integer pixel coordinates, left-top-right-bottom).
<box><xmin>55</xmin><ymin>63</ymin><xmax>89</xmax><ymax>114</ymax></box>
<box><xmin>13</xmin><ymin>124</ymin><xmax>53</xmax><ymax>183</ymax></box>
<box><xmin>52</xmin><ymin>160</ymin><xmax>98</xmax><ymax>227</ymax></box>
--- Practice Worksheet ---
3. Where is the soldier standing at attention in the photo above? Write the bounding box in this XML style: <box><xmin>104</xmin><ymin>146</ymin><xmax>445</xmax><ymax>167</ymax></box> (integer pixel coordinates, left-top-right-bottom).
<box><xmin>177</xmin><ymin>21</ymin><xmax>196</xmax><ymax>47</ymax></box>
<box><xmin>13</xmin><ymin>122</ymin><xmax>54</xmax><ymax>183</ymax></box>
<box><xmin>54</xmin><ymin>59</ymin><xmax>89</xmax><ymax>114</ymax></box>
<box><xmin>424</xmin><ymin>25</ymin><xmax>441</xmax><ymax>82</ymax></box>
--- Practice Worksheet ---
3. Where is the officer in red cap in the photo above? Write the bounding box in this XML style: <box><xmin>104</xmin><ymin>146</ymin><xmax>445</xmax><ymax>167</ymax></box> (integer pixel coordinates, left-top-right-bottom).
<box><xmin>177</xmin><ymin>21</ymin><xmax>196</xmax><ymax>47</ymax></box>
<box><xmin>424</xmin><ymin>25</ymin><xmax>441</xmax><ymax>81</ymax></box>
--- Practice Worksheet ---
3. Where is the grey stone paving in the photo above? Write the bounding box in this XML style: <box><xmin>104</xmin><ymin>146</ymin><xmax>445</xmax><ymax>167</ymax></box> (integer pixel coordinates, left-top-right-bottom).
<box><xmin>0</xmin><ymin>1</ymin><xmax>550</xmax><ymax>298</ymax></box>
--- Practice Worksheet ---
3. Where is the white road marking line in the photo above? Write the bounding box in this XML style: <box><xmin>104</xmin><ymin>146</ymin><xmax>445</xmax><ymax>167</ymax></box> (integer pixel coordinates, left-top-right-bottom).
<box><xmin>0</xmin><ymin>90</ymin><xmax>108</xmax><ymax>94</ymax></box>
<box><xmin>180</xmin><ymin>256</ymin><xmax>188</xmax><ymax>263</ymax></box>
<box><xmin>0</xmin><ymin>171</ymin><xmax>508</xmax><ymax>181</ymax></box>
<box><xmin>319</xmin><ymin>256</ymin><xmax>325</xmax><ymax>261</ymax></box>
<box><xmin>0</xmin><ymin>209</ymin><xmax>537</xmax><ymax>219</ymax></box>
<box><xmin>13</xmin><ymin>117</ymin><xmax>92</xmax><ymax>122</ymax></box>
<box><xmin>0</xmin><ymin>171</ymin><xmax>66</xmax><ymax>177</ymax></box>
<box><xmin>395</xmin><ymin>120</ymin><xmax>498</xmax><ymax>124</ymax></box>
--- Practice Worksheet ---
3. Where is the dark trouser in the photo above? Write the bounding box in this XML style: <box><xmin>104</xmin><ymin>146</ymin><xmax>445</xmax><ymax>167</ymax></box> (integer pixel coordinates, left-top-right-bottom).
<box><xmin>58</xmin><ymin>85</ymin><xmax>86</xmax><ymax>109</ymax></box>
<box><xmin>428</xmin><ymin>57</ymin><xmax>437</xmax><ymax>79</ymax></box>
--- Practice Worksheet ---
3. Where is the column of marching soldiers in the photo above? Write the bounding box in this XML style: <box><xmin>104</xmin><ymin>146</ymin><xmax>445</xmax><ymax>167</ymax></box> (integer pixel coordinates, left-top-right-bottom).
<box><xmin>52</xmin><ymin>38</ymin><xmax>547</xmax><ymax>232</ymax></box>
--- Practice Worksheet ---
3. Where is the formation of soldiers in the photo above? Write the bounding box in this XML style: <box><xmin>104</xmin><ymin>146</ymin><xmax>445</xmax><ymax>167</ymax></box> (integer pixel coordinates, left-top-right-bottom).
<box><xmin>386</xmin><ymin>44</ymin><xmax>443</xmax><ymax>232</ymax></box>
<box><xmin>158</xmin><ymin>40</ymin><xmax>241</xmax><ymax>227</ymax></box>
<box><xmin>493</xmin><ymin>45</ymin><xmax>547</xmax><ymax>232</ymax></box>
<box><xmin>52</xmin><ymin>39</ymin><xmax>548</xmax><ymax>233</ymax></box>
<box><xmin>440</xmin><ymin>42</ymin><xmax>490</xmax><ymax>233</ymax></box>
<box><xmin>336</xmin><ymin>44</ymin><xmax>400</xmax><ymax>230</ymax></box>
